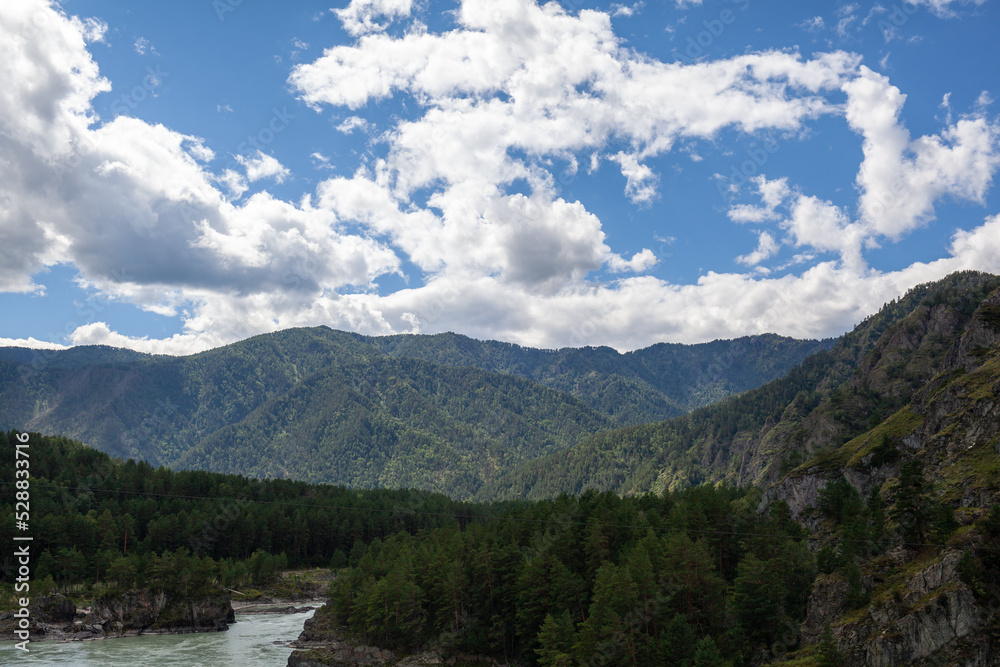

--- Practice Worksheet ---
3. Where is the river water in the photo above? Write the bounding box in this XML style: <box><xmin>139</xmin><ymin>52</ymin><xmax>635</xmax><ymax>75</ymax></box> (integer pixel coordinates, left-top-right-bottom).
<box><xmin>0</xmin><ymin>609</ymin><xmax>315</xmax><ymax>666</ymax></box>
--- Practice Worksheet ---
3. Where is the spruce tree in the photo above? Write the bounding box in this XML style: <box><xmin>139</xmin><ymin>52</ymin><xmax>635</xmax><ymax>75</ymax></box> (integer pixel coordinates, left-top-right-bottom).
<box><xmin>535</xmin><ymin>611</ymin><xmax>575</xmax><ymax>667</ymax></box>
<box><xmin>816</xmin><ymin>623</ymin><xmax>844</xmax><ymax>667</ymax></box>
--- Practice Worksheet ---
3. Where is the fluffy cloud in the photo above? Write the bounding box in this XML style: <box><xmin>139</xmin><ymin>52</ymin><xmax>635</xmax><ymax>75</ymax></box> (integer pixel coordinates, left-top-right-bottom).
<box><xmin>334</xmin><ymin>0</ymin><xmax>414</xmax><ymax>36</ymax></box>
<box><xmin>724</xmin><ymin>69</ymin><xmax>999</xmax><ymax>273</ymax></box>
<box><xmin>0</xmin><ymin>1</ymin><xmax>110</xmax><ymax>292</ymax></box>
<box><xmin>610</xmin><ymin>2</ymin><xmax>645</xmax><ymax>17</ymax></box>
<box><xmin>2</xmin><ymin>0</ymin><xmax>1000</xmax><ymax>356</ymax></box>
<box><xmin>727</xmin><ymin>176</ymin><xmax>790</xmax><ymax>223</ymax></box>
<box><xmin>844</xmin><ymin>67</ymin><xmax>1000</xmax><ymax>240</ymax></box>
<box><xmin>236</xmin><ymin>151</ymin><xmax>291</xmax><ymax>183</ymax></box>
<box><xmin>737</xmin><ymin>231</ymin><xmax>779</xmax><ymax>266</ymax></box>
<box><xmin>611</xmin><ymin>153</ymin><xmax>659</xmax><ymax>205</ymax></box>
<box><xmin>290</xmin><ymin>0</ymin><xmax>861</xmax><ymax>299</ymax></box>
<box><xmin>783</xmin><ymin>197</ymin><xmax>856</xmax><ymax>255</ymax></box>
<box><xmin>0</xmin><ymin>1</ymin><xmax>400</xmax><ymax>349</ymax></box>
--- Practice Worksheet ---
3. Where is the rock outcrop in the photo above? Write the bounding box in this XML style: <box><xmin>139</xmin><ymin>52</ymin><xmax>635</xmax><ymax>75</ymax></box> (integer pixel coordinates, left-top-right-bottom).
<box><xmin>0</xmin><ymin>593</ymin><xmax>77</xmax><ymax>640</ymax></box>
<box><xmin>762</xmin><ymin>281</ymin><xmax>1000</xmax><ymax>665</ymax></box>
<box><xmin>285</xmin><ymin>605</ymin><xmax>507</xmax><ymax>666</ymax></box>
<box><xmin>799</xmin><ymin>550</ymin><xmax>993</xmax><ymax>667</ymax></box>
<box><xmin>80</xmin><ymin>589</ymin><xmax>234</xmax><ymax>637</ymax></box>
<box><xmin>0</xmin><ymin>590</ymin><xmax>234</xmax><ymax>641</ymax></box>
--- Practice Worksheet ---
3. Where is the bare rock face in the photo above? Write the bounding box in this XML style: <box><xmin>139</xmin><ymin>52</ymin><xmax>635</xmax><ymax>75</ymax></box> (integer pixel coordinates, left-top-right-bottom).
<box><xmin>759</xmin><ymin>472</ymin><xmax>828</xmax><ymax>524</ymax></box>
<box><xmin>83</xmin><ymin>589</ymin><xmax>168</xmax><ymax>635</ymax></box>
<box><xmin>801</xmin><ymin>550</ymin><xmax>990</xmax><ymax>667</ymax></box>
<box><xmin>286</xmin><ymin>605</ymin><xmax>506</xmax><ymax>666</ymax></box>
<box><xmin>0</xmin><ymin>594</ymin><xmax>78</xmax><ymax>640</ymax></box>
<box><xmin>800</xmin><ymin>575</ymin><xmax>850</xmax><ymax>646</ymax></box>
<box><xmin>947</xmin><ymin>288</ymin><xmax>1000</xmax><ymax>372</ymax></box>
<box><xmin>148</xmin><ymin>593</ymin><xmax>235</xmax><ymax>633</ymax></box>
<box><xmin>0</xmin><ymin>589</ymin><xmax>236</xmax><ymax>641</ymax></box>
<box><xmin>29</xmin><ymin>593</ymin><xmax>77</xmax><ymax>625</ymax></box>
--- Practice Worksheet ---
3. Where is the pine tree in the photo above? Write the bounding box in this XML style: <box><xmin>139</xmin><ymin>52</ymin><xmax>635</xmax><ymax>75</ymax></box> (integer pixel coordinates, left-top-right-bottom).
<box><xmin>816</xmin><ymin>623</ymin><xmax>844</xmax><ymax>667</ymax></box>
<box><xmin>658</xmin><ymin>614</ymin><xmax>696</xmax><ymax>666</ymax></box>
<box><xmin>535</xmin><ymin>611</ymin><xmax>575</xmax><ymax>667</ymax></box>
<box><xmin>692</xmin><ymin>636</ymin><xmax>728</xmax><ymax>667</ymax></box>
<box><xmin>891</xmin><ymin>460</ymin><xmax>931</xmax><ymax>544</ymax></box>
<box><xmin>732</xmin><ymin>553</ymin><xmax>787</xmax><ymax>647</ymax></box>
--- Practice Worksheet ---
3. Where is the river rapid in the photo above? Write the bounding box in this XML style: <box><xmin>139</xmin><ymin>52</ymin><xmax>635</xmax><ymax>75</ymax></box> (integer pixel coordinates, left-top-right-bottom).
<box><xmin>0</xmin><ymin>608</ymin><xmax>315</xmax><ymax>666</ymax></box>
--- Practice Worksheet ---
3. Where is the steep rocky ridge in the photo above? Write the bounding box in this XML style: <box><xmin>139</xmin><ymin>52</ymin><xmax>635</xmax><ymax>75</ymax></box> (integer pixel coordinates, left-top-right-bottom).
<box><xmin>486</xmin><ymin>271</ymin><xmax>1000</xmax><ymax>500</ymax></box>
<box><xmin>762</xmin><ymin>282</ymin><xmax>1000</xmax><ymax>665</ymax></box>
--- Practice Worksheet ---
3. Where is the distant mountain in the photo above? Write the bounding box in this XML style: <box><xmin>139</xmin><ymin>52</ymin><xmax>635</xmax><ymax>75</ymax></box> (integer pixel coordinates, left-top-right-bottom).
<box><xmin>374</xmin><ymin>331</ymin><xmax>833</xmax><ymax>425</ymax></box>
<box><xmin>0</xmin><ymin>344</ymin><xmax>154</xmax><ymax>367</ymax></box>
<box><xmin>0</xmin><ymin>328</ymin><xmax>827</xmax><ymax>498</ymax></box>
<box><xmin>485</xmin><ymin>271</ymin><xmax>1000</xmax><ymax>500</ymax></box>
<box><xmin>174</xmin><ymin>357</ymin><xmax>612</xmax><ymax>496</ymax></box>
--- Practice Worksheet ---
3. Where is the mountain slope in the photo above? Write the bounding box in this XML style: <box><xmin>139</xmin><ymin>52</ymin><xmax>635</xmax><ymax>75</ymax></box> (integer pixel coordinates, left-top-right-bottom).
<box><xmin>761</xmin><ymin>277</ymin><xmax>1000</xmax><ymax>665</ymax></box>
<box><xmin>374</xmin><ymin>331</ymin><xmax>833</xmax><ymax>425</ymax></box>
<box><xmin>175</xmin><ymin>357</ymin><xmax>611</xmax><ymax>497</ymax></box>
<box><xmin>484</xmin><ymin>271</ymin><xmax>1000</xmax><ymax>500</ymax></box>
<box><xmin>0</xmin><ymin>327</ymin><xmax>826</xmax><ymax>497</ymax></box>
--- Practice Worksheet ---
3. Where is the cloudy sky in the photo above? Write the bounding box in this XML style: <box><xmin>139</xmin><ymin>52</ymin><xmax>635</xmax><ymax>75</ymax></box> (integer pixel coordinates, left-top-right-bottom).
<box><xmin>1</xmin><ymin>0</ymin><xmax>999</xmax><ymax>354</ymax></box>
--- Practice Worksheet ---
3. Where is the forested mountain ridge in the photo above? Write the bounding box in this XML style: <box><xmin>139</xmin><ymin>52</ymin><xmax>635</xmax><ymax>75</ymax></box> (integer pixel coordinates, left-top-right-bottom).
<box><xmin>0</xmin><ymin>328</ymin><xmax>830</xmax><ymax>427</ymax></box>
<box><xmin>7</xmin><ymin>272</ymin><xmax>1000</xmax><ymax>665</ymax></box>
<box><xmin>173</xmin><ymin>357</ymin><xmax>612</xmax><ymax>497</ymax></box>
<box><xmin>485</xmin><ymin>271</ymin><xmax>1000</xmax><ymax>500</ymax></box>
<box><xmin>0</xmin><ymin>328</ymin><xmax>827</xmax><ymax>498</ymax></box>
<box><xmin>371</xmin><ymin>330</ymin><xmax>832</xmax><ymax>425</ymax></box>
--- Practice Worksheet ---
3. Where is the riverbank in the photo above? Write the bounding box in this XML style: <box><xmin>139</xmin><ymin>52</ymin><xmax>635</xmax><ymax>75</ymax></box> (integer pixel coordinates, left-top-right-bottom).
<box><xmin>232</xmin><ymin>599</ymin><xmax>324</xmax><ymax>615</ymax></box>
<box><xmin>0</xmin><ymin>607</ymin><xmax>317</xmax><ymax>666</ymax></box>
<box><xmin>285</xmin><ymin>603</ymin><xmax>510</xmax><ymax>667</ymax></box>
<box><xmin>0</xmin><ymin>591</ymin><xmax>234</xmax><ymax>642</ymax></box>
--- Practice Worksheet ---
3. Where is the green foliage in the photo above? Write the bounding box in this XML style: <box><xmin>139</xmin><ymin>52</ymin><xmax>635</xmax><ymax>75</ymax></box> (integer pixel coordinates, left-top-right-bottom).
<box><xmin>977</xmin><ymin>304</ymin><xmax>1000</xmax><ymax>332</ymax></box>
<box><xmin>485</xmin><ymin>272</ymin><xmax>1000</xmax><ymax>500</ymax></box>
<box><xmin>693</xmin><ymin>636</ymin><xmax>730</xmax><ymax>667</ymax></box>
<box><xmin>0</xmin><ymin>433</ymin><xmax>488</xmax><ymax>596</ymax></box>
<box><xmin>817</xmin><ymin>479</ymin><xmax>863</xmax><ymax>525</ymax></box>
<box><xmin>868</xmin><ymin>434</ymin><xmax>900</xmax><ymax>468</ymax></box>
<box><xmin>816</xmin><ymin>546</ymin><xmax>840</xmax><ymax>575</ymax></box>
<box><xmin>816</xmin><ymin>624</ymin><xmax>844</xmax><ymax>667</ymax></box>
<box><xmin>732</xmin><ymin>553</ymin><xmax>788</xmax><ymax>647</ymax></box>
<box><xmin>844</xmin><ymin>561</ymin><xmax>867</xmax><ymax>609</ymax></box>
<box><xmin>535</xmin><ymin>611</ymin><xmax>575</xmax><ymax>667</ymax></box>
<box><xmin>927</xmin><ymin>502</ymin><xmax>958</xmax><ymax>543</ymax></box>
<box><xmin>891</xmin><ymin>460</ymin><xmax>933</xmax><ymax>544</ymax></box>
<box><xmin>320</xmin><ymin>484</ymin><xmax>814</xmax><ymax>664</ymax></box>
<box><xmin>0</xmin><ymin>328</ymin><xmax>829</xmax><ymax>500</ymax></box>
<box><xmin>658</xmin><ymin>614</ymin><xmax>697</xmax><ymax>666</ymax></box>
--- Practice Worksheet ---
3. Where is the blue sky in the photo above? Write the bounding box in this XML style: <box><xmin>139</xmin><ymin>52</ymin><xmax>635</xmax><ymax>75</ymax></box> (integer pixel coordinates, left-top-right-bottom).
<box><xmin>1</xmin><ymin>0</ymin><xmax>999</xmax><ymax>353</ymax></box>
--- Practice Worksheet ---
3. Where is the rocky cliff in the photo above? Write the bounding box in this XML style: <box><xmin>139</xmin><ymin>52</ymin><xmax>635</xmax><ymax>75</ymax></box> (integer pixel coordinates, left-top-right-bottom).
<box><xmin>484</xmin><ymin>271</ymin><xmax>1000</xmax><ymax>500</ymax></box>
<box><xmin>0</xmin><ymin>589</ymin><xmax>234</xmax><ymax>641</ymax></box>
<box><xmin>0</xmin><ymin>593</ymin><xmax>77</xmax><ymax>641</ymax></box>
<box><xmin>80</xmin><ymin>589</ymin><xmax>234</xmax><ymax>637</ymax></box>
<box><xmin>763</xmin><ymin>283</ymin><xmax>1000</xmax><ymax>665</ymax></box>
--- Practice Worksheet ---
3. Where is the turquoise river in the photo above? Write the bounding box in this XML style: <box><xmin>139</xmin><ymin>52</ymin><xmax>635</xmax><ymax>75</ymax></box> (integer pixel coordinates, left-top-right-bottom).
<box><xmin>0</xmin><ymin>609</ymin><xmax>315</xmax><ymax>666</ymax></box>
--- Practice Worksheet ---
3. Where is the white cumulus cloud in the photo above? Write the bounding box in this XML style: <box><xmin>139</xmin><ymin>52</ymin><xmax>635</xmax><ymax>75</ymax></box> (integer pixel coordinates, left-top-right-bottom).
<box><xmin>2</xmin><ymin>0</ymin><xmax>1000</xmax><ymax>356</ymax></box>
<box><xmin>334</xmin><ymin>0</ymin><xmax>414</xmax><ymax>36</ymax></box>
